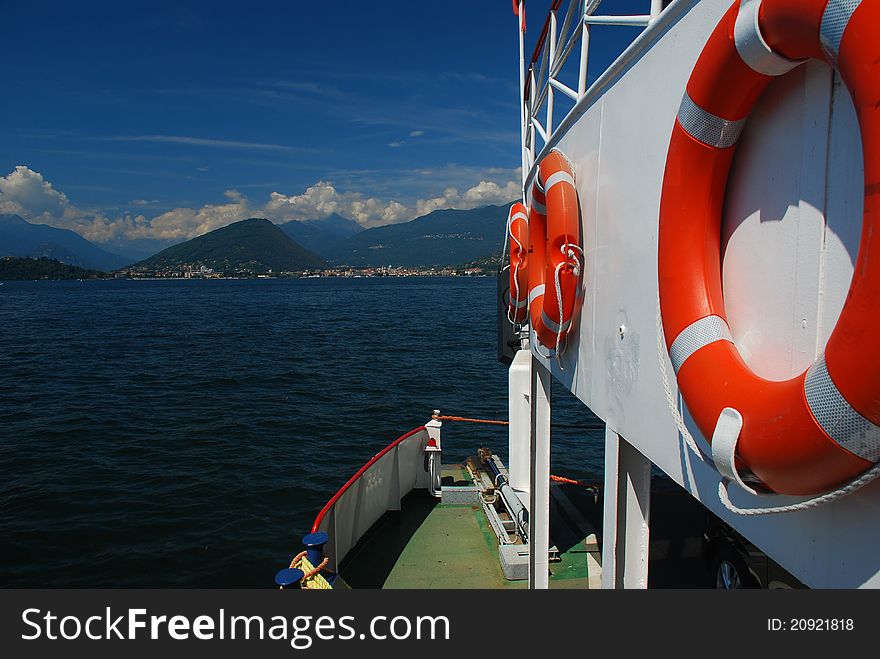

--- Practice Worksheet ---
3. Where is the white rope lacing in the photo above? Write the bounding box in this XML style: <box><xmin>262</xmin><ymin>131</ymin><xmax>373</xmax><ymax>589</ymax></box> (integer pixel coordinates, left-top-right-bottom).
<box><xmin>655</xmin><ymin>294</ymin><xmax>880</xmax><ymax>515</ymax></box>
<box><xmin>553</xmin><ymin>242</ymin><xmax>584</xmax><ymax>364</ymax></box>
<box><xmin>502</xmin><ymin>209</ymin><xmax>516</xmax><ymax>325</ymax></box>
<box><xmin>508</xmin><ymin>228</ymin><xmax>526</xmax><ymax>327</ymax></box>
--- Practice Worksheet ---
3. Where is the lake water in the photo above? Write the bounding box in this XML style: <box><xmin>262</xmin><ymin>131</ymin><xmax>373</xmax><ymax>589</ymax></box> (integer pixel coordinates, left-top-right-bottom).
<box><xmin>0</xmin><ymin>277</ymin><xmax>604</xmax><ymax>587</ymax></box>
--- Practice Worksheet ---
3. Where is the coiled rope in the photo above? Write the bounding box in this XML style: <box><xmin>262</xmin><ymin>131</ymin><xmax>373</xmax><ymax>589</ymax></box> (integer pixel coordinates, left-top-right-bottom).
<box><xmin>287</xmin><ymin>551</ymin><xmax>330</xmax><ymax>586</ymax></box>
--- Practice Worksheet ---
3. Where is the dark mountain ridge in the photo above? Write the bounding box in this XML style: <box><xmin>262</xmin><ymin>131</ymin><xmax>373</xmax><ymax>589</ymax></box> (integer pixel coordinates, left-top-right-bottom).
<box><xmin>134</xmin><ymin>218</ymin><xmax>327</xmax><ymax>273</ymax></box>
<box><xmin>0</xmin><ymin>214</ymin><xmax>130</xmax><ymax>271</ymax></box>
<box><xmin>324</xmin><ymin>204</ymin><xmax>511</xmax><ymax>267</ymax></box>
<box><xmin>279</xmin><ymin>212</ymin><xmax>364</xmax><ymax>257</ymax></box>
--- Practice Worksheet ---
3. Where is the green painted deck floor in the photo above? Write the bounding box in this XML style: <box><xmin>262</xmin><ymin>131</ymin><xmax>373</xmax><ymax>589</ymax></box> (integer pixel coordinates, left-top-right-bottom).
<box><xmin>339</xmin><ymin>492</ymin><xmax>595</xmax><ymax>589</ymax></box>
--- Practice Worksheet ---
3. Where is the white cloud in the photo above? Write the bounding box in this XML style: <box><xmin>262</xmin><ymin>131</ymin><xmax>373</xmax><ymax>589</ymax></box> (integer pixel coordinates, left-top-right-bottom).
<box><xmin>142</xmin><ymin>189</ymin><xmax>252</xmax><ymax>240</ymax></box>
<box><xmin>0</xmin><ymin>166</ymin><xmax>71</xmax><ymax>219</ymax></box>
<box><xmin>76</xmin><ymin>213</ymin><xmax>152</xmax><ymax>243</ymax></box>
<box><xmin>0</xmin><ymin>165</ymin><xmax>520</xmax><ymax>242</ymax></box>
<box><xmin>409</xmin><ymin>130</ymin><xmax>424</xmax><ymax>137</ymax></box>
<box><xmin>387</xmin><ymin>141</ymin><xmax>404</xmax><ymax>148</ymax></box>
<box><xmin>263</xmin><ymin>176</ymin><xmax>518</xmax><ymax>228</ymax></box>
<box><xmin>412</xmin><ymin>180</ymin><xmax>521</xmax><ymax>218</ymax></box>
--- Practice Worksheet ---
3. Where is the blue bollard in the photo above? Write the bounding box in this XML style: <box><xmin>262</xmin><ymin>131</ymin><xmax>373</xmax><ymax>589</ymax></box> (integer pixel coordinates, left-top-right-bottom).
<box><xmin>275</xmin><ymin>567</ymin><xmax>304</xmax><ymax>589</ymax></box>
<box><xmin>302</xmin><ymin>531</ymin><xmax>328</xmax><ymax>568</ymax></box>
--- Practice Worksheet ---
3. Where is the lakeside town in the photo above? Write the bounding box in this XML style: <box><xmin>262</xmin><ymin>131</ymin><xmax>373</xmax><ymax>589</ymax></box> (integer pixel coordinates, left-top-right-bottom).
<box><xmin>0</xmin><ymin>255</ymin><xmax>498</xmax><ymax>282</ymax></box>
<box><xmin>116</xmin><ymin>262</ymin><xmax>493</xmax><ymax>280</ymax></box>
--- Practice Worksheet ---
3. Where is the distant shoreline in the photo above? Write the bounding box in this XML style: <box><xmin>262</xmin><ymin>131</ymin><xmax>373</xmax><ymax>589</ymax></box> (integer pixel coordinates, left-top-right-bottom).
<box><xmin>1</xmin><ymin>274</ymin><xmax>492</xmax><ymax>283</ymax></box>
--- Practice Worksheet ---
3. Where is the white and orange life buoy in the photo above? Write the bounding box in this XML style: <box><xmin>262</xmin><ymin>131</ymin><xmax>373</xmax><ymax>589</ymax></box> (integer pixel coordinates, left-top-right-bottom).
<box><xmin>659</xmin><ymin>0</ymin><xmax>880</xmax><ymax>495</ymax></box>
<box><xmin>528</xmin><ymin>149</ymin><xmax>582</xmax><ymax>351</ymax></box>
<box><xmin>507</xmin><ymin>202</ymin><xmax>530</xmax><ymax>324</ymax></box>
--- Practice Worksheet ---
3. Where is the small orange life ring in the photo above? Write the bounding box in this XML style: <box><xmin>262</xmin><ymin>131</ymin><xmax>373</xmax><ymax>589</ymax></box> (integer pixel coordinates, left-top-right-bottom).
<box><xmin>507</xmin><ymin>202</ymin><xmax>530</xmax><ymax>324</ymax></box>
<box><xmin>528</xmin><ymin>149</ymin><xmax>582</xmax><ymax>351</ymax></box>
<box><xmin>658</xmin><ymin>0</ymin><xmax>880</xmax><ymax>495</ymax></box>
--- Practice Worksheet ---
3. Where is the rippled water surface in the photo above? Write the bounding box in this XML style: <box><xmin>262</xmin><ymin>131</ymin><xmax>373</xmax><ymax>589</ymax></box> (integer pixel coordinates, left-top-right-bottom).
<box><xmin>0</xmin><ymin>278</ymin><xmax>603</xmax><ymax>587</ymax></box>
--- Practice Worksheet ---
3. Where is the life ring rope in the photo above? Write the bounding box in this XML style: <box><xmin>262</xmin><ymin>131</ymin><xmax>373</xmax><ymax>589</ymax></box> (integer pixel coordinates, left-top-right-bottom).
<box><xmin>552</xmin><ymin>242</ymin><xmax>584</xmax><ymax>358</ymax></box>
<box><xmin>507</xmin><ymin>203</ymin><xmax>530</xmax><ymax>325</ymax></box>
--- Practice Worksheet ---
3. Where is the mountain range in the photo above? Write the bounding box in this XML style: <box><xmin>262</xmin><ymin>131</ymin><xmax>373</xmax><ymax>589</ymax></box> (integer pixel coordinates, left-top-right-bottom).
<box><xmin>0</xmin><ymin>214</ymin><xmax>130</xmax><ymax>271</ymax></box>
<box><xmin>1</xmin><ymin>203</ymin><xmax>512</xmax><ymax>274</ymax></box>
<box><xmin>320</xmin><ymin>204</ymin><xmax>508</xmax><ymax>267</ymax></box>
<box><xmin>279</xmin><ymin>213</ymin><xmax>364</xmax><ymax>255</ymax></box>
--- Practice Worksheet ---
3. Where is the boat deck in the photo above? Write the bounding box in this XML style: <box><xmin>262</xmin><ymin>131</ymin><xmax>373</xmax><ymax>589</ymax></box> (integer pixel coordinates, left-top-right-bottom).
<box><xmin>337</xmin><ymin>464</ymin><xmax>600</xmax><ymax>589</ymax></box>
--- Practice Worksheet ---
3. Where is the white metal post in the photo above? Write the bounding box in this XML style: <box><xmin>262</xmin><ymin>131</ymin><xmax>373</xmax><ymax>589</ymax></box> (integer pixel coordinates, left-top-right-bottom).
<box><xmin>528</xmin><ymin>355</ymin><xmax>552</xmax><ymax>589</ymax></box>
<box><xmin>426</xmin><ymin>415</ymin><xmax>442</xmax><ymax>497</ymax></box>
<box><xmin>508</xmin><ymin>347</ymin><xmax>532</xmax><ymax>495</ymax></box>
<box><xmin>650</xmin><ymin>0</ymin><xmax>664</xmax><ymax>21</ymax></box>
<box><xmin>529</xmin><ymin>69</ymin><xmax>537</xmax><ymax>167</ymax></box>
<box><xmin>518</xmin><ymin>1</ymin><xmax>528</xmax><ymax>188</ymax></box>
<box><xmin>601</xmin><ymin>427</ymin><xmax>652</xmax><ymax>588</ymax></box>
<box><xmin>578</xmin><ymin>13</ymin><xmax>590</xmax><ymax>99</ymax></box>
<box><xmin>546</xmin><ymin>10</ymin><xmax>557</xmax><ymax>137</ymax></box>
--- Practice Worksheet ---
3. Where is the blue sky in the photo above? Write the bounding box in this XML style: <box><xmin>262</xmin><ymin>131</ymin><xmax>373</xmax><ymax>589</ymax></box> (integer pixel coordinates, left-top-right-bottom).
<box><xmin>0</xmin><ymin>0</ymin><xmax>644</xmax><ymax>255</ymax></box>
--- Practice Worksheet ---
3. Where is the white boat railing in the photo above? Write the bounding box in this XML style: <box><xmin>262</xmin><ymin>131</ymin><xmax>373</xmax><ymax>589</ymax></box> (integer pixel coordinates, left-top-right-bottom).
<box><xmin>517</xmin><ymin>0</ymin><xmax>667</xmax><ymax>188</ymax></box>
<box><xmin>310</xmin><ymin>418</ymin><xmax>441</xmax><ymax>575</ymax></box>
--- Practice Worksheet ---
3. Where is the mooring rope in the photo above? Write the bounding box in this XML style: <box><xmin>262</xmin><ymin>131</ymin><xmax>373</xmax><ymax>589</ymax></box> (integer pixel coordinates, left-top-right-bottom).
<box><xmin>433</xmin><ymin>413</ymin><xmax>595</xmax><ymax>489</ymax></box>
<box><xmin>431</xmin><ymin>414</ymin><xmax>510</xmax><ymax>426</ymax></box>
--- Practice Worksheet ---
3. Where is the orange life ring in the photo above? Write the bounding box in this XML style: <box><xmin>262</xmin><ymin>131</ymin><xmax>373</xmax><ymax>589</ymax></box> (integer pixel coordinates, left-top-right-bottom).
<box><xmin>528</xmin><ymin>149</ymin><xmax>582</xmax><ymax>350</ymax></box>
<box><xmin>658</xmin><ymin>0</ymin><xmax>880</xmax><ymax>495</ymax></box>
<box><xmin>507</xmin><ymin>202</ymin><xmax>530</xmax><ymax>324</ymax></box>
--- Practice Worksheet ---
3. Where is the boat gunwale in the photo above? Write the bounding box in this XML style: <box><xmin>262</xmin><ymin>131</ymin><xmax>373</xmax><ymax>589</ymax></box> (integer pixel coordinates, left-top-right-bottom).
<box><xmin>310</xmin><ymin>425</ymin><xmax>427</xmax><ymax>533</ymax></box>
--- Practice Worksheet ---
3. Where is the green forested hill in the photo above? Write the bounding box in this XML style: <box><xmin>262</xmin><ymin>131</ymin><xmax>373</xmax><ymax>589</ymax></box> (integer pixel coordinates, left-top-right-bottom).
<box><xmin>0</xmin><ymin>256</ymin><xmax>107</xmax><ymax>280</ymax></box>
<box><xmin>134</xmin><ymin>218</ymin><xmax>328</xmax><ymax>273</ymax></box>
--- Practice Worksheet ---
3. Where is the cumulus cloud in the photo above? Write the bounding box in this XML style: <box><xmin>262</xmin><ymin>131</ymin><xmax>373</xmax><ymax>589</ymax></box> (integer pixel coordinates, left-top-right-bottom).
<box><xmin>264</xmin><ymin>176</ymin><xmax>518</xmax><ymax>228</ymax></box>
<box><xmin>0</xmin><ymin>166</ymin><xmax>255</xmax><ymax>244</ymax></box>
<box><xmin>0</xmin><ymin>165</ymin><xmax>520</xmax><ymax>243</ymax></box>
<box><xmin>76</xmin><ymin>213</ymin><xmax>152</xmax><ymax>243</ymax></box>
<box><xmin>139</xmin><ymin>189</ymin><xmax>252</xmax><ymax>241</ymax></box>
<box><xmin>0</xmin><ymin>166</ymin><xmax>72</xmax><ymax>219</ymax></box>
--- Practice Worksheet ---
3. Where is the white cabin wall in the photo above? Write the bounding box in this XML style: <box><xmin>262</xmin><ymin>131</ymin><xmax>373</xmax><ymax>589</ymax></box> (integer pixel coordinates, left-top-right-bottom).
<box><xmin>527</xmin><ymin>0</ymin><xmax>880</xmax><ymax>587</ymax></box>
<box><xmin>721</xmin><ymin>61</ymin><xmax>832</xmax><ymax>381</ymax></box>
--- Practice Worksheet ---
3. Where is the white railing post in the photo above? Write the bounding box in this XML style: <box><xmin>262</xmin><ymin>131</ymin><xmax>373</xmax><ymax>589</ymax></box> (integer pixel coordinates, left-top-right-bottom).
<box><xmin>508</xmin><ymin>347</ymin><xmax>532</xmax><ymax>495</ymax></box>
<box><xmin>578</xmin><ymin>5</ymin><xmax>590</xmax><ymax>99</ymax></box>
<box><xmin>601</xmin><ymin>428</ymin><xmax>652</xmax><ymax>588</ymax></box>
<box><xmin>546</xmin><ymin>10</ymin><xmax>557</xmax><ymax>137</ymax></box>
<box><xmin>529</xmin><ymin>69</ymin><xmax>537</xmax><ymax>165</ymax></box>
<box><xmin>426</xmin><ymin>414</ymin><xmax>442</xmax><ymax>497</ymax></box>
<box><xmin>650</xmin><ymin>0</ymin><xmax>664</xmax><ymax>21</ymax></box>
<box><xmin>528</xmin><ymin>356</ymin><xmax>552</xmax><ymax>589</ymax></box>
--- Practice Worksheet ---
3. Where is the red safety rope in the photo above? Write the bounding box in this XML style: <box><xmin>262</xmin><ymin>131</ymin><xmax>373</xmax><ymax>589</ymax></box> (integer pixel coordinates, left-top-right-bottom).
<box><xmin>432</xmin><ymin>413</ymin><xmax>597</xmax><ymax>489</ymax></box>
<box><xmin>431</xmin><ymin>414</ymin><xmax>510</xmax><ymax>426</ymax></box>
<box><xmin>550</xmin><ymin>474</ymin><xmax>598</xmax><ymax>489</ymax></box>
